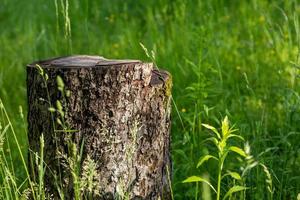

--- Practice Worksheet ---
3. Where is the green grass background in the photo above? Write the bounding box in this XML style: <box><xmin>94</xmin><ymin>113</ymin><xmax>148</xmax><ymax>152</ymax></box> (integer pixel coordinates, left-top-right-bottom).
<box><xmin>1</xmin><ymin>0</ymin><xmax>300</xmax><ymax>199</ymax></box>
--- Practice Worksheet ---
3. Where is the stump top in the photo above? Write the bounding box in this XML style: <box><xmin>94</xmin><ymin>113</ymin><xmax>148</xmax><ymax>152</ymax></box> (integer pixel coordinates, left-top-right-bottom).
<box><xmin>27</xmin><ymin>55</ymin><xmax>141</xmax><ymax>68</ymax></box>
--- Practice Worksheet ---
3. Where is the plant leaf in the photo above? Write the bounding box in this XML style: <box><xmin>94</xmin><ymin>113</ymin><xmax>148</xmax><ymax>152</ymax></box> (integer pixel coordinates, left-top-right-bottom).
<box><xmin>2</xmin><ymin>124</ymin><xmax>10</xmax><ymax>135</ymax></box>
<box><xmin>56</xmin><ymin>76</ymin><xmax>65</xmax><ymax>91</ymax></box>
<box><xmin>202</xmin><ymin>137</ymin><xmax>219</xmax><ymax>147</ymax></box>
<box><xmin>227</xmin><ymin>134</ymin><xmax>244</xmax><ymax>141</ymax></box>
<box><xmin>226</xmin><ymin>171</ymin><xmax>242</xmax><ymax>180</ymax></box>
<box><xmin>48</xmin><ymin>107</ymin><xmax>56</xmax><ymax>113</ymax></box>
<box><xmin>221</xmin><ymin>116</ymin><xmax>229</xmax><ymax>138</ymax></box>
<box><xmin>202</xmin><ymin>123</ymin><xmax>221</xmax><ymax>139</ymax></box>
<box><xmin>35</xmin><ymin>64</ymin><xmax>44</xmax><ymax>76</ymax></box>
<box><xmin>182</xmin><ymin>176</ymin><xmax>203</xmax><ymax>183</ymax></box>
<box><xmin>197</xmin><ymin>155</ymin><xmax>218</xmax><ymax>168</ymax></box>
<box><xmin>223</xmin><ymin>186</ymin><xmax>247</xmax><ymax>200</ymax></box>
<box><xmin>229</xmin><ymin>127</ymin><xmax>238</xmax><ymax>133</ymax></box>
<box><xmin>229</xmin><ymin>146</ymin><xmax>246</xmax><ymax>157</ymax></box>
<box><xmin>182</xmin><ymin>176</ymin><xmax>217</xmax><ymax>193</ymax></box>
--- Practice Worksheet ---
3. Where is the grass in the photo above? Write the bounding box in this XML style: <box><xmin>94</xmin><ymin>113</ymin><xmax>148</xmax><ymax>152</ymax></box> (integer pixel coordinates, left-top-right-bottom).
<box><xmin>1</xmin><ymin>0</ymin><xmax>300</xmax><ymax>199</ymax></box>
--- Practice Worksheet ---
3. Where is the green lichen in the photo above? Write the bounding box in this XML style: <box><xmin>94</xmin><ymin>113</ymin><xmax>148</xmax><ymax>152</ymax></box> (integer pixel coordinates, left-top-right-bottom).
<box><xmin>163</xmin><ymin>73</ymin><xmax>172</xmax><ymax>107</ymax></box>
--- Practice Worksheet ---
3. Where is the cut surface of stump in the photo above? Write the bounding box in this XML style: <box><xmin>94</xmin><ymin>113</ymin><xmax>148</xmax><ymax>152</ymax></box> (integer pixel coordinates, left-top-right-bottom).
<box><xmin>27</xmin><ymin>55</ymin><xmax>172</xmax><ymax>199</ymax></box>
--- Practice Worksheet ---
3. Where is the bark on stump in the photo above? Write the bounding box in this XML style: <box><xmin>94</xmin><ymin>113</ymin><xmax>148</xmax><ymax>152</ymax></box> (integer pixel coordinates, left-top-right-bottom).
<box><xmin>27</xmin><ymin>55</ymin><xmax>172</xmax><ymax>199</ymax></box>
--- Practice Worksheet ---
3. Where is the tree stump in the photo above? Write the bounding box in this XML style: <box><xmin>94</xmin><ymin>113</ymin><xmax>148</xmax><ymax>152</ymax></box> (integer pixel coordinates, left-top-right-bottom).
<box><xmin>27</xmin><ymin>55</ymin><xmax>172</xmax><ymax>199</ymax></box>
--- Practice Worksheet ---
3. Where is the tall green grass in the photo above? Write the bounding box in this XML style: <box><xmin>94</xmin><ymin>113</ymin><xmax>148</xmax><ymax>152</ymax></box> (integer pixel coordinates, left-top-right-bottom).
<box><xmin>1</xmin><ymin>0</ymin><xmax>300</xmax><ymax>199</ymax></box>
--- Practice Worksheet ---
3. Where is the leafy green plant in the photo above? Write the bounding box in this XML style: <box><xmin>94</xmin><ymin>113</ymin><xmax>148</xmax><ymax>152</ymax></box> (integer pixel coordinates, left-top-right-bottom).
<box><xmin>183</xmin><ymin>116</ymin><xmax>247</xmax><ymax>200</ymax></box>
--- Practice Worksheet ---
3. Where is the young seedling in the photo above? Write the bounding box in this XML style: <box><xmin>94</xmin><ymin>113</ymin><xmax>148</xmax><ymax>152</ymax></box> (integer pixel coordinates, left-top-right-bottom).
<box><xmin>183</xmin><ymin>116</ymin><xmax>247</xmax><ymax>200</ymax></box>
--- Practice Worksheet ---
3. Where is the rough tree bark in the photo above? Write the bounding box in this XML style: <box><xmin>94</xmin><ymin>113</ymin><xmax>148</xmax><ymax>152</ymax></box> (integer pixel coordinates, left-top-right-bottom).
<box><xmin>27</xmin><ymin>55</ymin><xmax>172</xmax><ymax>200</ymax></box>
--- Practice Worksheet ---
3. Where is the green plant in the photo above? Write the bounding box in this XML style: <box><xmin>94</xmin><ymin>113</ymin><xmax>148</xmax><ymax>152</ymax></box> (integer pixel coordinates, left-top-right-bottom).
<box><xmin>0</xmin><ymin>98</ymin><xmax>39</xmax><ymax>200</ymax></box>
<box><xmin>183</xmin><ymin>116</ymin><xmax>247</xmax><ymax>200</ymax></box>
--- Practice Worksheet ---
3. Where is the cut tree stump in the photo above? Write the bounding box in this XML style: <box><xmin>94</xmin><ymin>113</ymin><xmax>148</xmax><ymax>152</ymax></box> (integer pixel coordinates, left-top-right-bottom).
<box><xmin>27</xmin><ymin>55</ymin><xmax>172</xmax><ymax>199</ymax></box>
